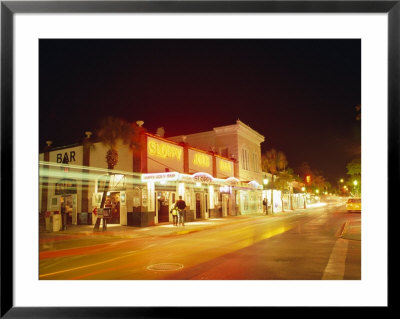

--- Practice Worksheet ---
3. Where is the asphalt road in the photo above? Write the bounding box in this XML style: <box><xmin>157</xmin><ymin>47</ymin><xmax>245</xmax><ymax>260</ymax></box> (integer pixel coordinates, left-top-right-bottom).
<box><xmin>39</xmin><ymin>201</ymin><xmax>361</xmax><ymax>280</ymax></box>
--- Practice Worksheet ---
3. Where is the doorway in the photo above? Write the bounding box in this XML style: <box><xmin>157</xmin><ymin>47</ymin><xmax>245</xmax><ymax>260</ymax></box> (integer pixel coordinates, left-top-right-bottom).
<box><xmin>157</xmin><ymin>191</ymin><xmax>170</xmax><ymax>223</ymax></box>
<box><xmin>107</xmin><ymin>192</ymin><xmax>121</xmax><ymax>224</ymax></box>
<box><xmin>61</xmin><ymin>194</ymin><xmax>77</xmax><ymax>225</ymax></box>
<box><xmin>195</xmin><ymin>193</ymin><xmax>201</xmax><ymax>219</ymax></box>
<box><xmin>222</xmin><ymin>194</ymin><xmax>229</xmax><ymax>217</ymax></box>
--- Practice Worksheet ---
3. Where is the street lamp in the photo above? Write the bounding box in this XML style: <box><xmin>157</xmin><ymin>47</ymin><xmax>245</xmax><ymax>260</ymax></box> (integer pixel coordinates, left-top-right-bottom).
<box><xmin>353</xmin><ymin>180</ymin><xmax>358</xmax><ymax>197</ymax></box>
<box><xmin>336</xmin><ymin>178</ymin><xmax>344</xmax><ymax>196</ymax></box>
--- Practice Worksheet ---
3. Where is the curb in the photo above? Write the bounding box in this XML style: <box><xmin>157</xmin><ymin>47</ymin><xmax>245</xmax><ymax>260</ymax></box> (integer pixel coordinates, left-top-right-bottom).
<box><xmin>39</xmin><ymin>208</ymin><xmax>317</xmax><ymax>241</ymax></box>
<box><xmin>339</xmin><ymin>220</ymin><xmax>350</xmax><ymax>237</ymax></box>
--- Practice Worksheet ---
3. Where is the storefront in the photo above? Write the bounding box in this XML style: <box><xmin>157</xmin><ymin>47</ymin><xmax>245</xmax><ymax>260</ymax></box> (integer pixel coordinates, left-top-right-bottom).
<box><xmin>40</xmin><ymin>126</ymin><xmax>265</xmax><ymax>228</ymax></box>
<box><xmin>139</xmin><ymin>171</ymin><xmax>250</xmax><ymax>222</ymax></box>
<box><xmin>235</xmin><ymin>181</ymin><xmax>263</xmax><ymax>215</ymax></box>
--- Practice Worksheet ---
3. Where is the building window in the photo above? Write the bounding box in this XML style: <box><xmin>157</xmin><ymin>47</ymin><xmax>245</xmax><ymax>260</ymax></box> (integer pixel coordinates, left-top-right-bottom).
<box><xmin>253</xmin><ymin>153</ymin><xmax>258</xmax><ymax>172</ymax></box>
<box><xmin>220</xmin><ymin>147</ymin><xmax>229</xmax><ymax>158</ymax></box>
<box><xmin>241</xmin><ymin>148</ymin><xmax>249</xmax><ymax>170</ymax></box>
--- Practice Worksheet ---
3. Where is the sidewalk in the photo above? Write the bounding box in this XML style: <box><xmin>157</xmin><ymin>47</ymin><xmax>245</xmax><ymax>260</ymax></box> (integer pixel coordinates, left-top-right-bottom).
<box><xmin>39</xmin><ymin>213</ymin><xmax>271</xmax><ymax>243</ymax></box>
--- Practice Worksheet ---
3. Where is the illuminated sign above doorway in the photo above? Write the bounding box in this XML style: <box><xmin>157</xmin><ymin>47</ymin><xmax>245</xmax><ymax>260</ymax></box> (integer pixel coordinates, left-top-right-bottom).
<box><xmin>147</xmin><ymin>138</ymin><xmax>182</xmax><ymax>161</ymax></box>
<box><xmin>193</xmin><ymin>153</ymin><xmax>211</xmax><ymax>167</ymax></box>
<box><xmin>193</xmin><ymin>172</ymin><xmax>214</xmax><ymax>184</ymax></box>
<box><xmin>141</xmin><ymin>172</ymin><xmax>179</xmax><ymax>182</ymax></box>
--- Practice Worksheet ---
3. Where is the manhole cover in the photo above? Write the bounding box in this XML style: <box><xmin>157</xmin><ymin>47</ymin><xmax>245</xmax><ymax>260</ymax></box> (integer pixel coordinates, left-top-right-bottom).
<box><xmin>147</xmin><ymin>263</ymin><xmax>184</xmax><ymax>271</ymax></box>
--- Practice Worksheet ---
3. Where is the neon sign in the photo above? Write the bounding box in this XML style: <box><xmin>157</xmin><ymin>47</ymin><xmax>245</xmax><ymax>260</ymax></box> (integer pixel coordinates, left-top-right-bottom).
<box><xmin>148</xmin><ymin>138</ymin><xmax>182</xmax><ymax>160</ymax></box>
<box><xmin>193</xmin><ymin>172</ymin><xmax>213</xmax><ymax>184</ymax></box>
<box><xmin>219</xmin><ymin>159</ymin><xmax>232</xmax><ymax>172</ymax></box>
<box><xmin>193</xmin><ymin>153</ymin><xmax>211</xmax><ymax>167</ymax></box>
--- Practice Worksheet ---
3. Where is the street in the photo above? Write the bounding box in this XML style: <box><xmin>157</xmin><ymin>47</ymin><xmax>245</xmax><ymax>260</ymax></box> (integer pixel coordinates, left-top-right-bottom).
<box><xmin>39</xmin><ymin>199</ymin><xmax>361</xmax><ymax>280</ymax></box>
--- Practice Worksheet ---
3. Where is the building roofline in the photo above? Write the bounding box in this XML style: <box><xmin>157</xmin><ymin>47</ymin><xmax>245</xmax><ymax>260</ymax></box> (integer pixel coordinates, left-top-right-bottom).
<box><xmin>213</xmin><ymin>120</ymin><xmax>265</xmax><ymax>143</ymax></box>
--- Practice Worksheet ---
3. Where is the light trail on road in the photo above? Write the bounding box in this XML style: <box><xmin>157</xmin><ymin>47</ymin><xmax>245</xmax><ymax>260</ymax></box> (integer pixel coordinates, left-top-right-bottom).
<box><xmin>39</xmin><ymin>250</ymin><xmax>139</xmax><ymax>279</ymax></box>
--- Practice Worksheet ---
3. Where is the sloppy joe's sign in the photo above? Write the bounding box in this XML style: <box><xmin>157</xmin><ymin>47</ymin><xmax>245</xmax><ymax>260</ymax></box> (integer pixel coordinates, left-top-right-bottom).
<box><xmin>216</xmin><ymin>157</ymin><xmax>234</xmax><ymax>178</ymax></box>
<box><xmin>147</xmin><ymin>137</ymin><xmax>182</xmax><ymax>161</ymax></box>
<box><xmin>192</xmin><ymin>153</ymin><xmax>211</xmax><ymax>167</ymax></box>
<box><xmin>142</xmin><ymin>172</ymin><xmax>179</xmax><ymax>182</ymax></box>
<box><xmin>193</xmin><ymin>172</ymin><xmax>213</xmax><ymax>184</ymax></box>
<box><xmin>219</xmin><ymin>160</ymin><xmax>232</xmax><ymax>172</ymax></box>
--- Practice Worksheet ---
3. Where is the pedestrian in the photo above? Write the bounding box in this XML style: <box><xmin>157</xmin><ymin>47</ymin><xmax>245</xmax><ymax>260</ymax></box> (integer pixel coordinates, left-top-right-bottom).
<box><xmin>263</xmin><ymin>198</ymin><xmax>268</xmax><ymax>214</ymax></box>
<box><xmin>174</xmin><ymin>196</ymin><xmax>187</xmax><ymax>226</ymax></box>
<box><xmin>103</xmin><ymin>198</ymin><xmax>112</xmax><ymax>230</ymax></box>
<box><xmin>60</xmin><ymin>201</ymin><xmax>67</xmax><ymax>231</ymax></box>
<box><xmin>170</xmin><ymin>206</ymin><xmax>178</xmax><ymax>226</ymax></box>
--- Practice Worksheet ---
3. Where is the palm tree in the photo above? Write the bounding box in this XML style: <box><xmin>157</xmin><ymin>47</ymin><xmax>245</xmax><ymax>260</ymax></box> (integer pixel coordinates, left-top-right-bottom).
<box><xmin>262</xmin><ymin>149</ymin><xmax>288</xmax><ymax>213</ymax></box>
<box><xmin>94</xmin><ymin>117</ymin><xmax>142</xmax><ymax>230</ymax></box>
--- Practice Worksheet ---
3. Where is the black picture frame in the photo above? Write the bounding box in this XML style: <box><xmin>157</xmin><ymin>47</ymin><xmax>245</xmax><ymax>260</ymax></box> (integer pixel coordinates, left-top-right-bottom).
<box><xmin>1</xmin><ymin>0</ymin><xmax>395</xmax><ymax>317</ymax></box>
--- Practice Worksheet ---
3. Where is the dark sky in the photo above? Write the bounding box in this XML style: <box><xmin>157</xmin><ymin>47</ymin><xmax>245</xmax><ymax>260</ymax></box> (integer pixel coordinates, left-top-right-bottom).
<box><xmin>39</xmin><ymin>39</ymin><xmax>361</xmax><ymax>184</ymax></box>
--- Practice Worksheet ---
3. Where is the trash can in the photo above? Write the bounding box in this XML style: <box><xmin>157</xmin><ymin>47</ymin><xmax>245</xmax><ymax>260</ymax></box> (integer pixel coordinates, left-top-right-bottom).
<box><xmin>87</xmin><ymin>212</ymin><xmax>93</xmax><ymax>225</ymax></box>
<box><xmin>52</xmin><ymin>212</ymin><xmax>61</xmax><ymax>232</ymax></box>
<box><xmin>45</xmin><ymin>211</ymin><xmax>53</xmax><ymax>231</ymax></box>
<box><xmin>78</xmin><ymin>212</ymin><xmax>88</xmax><ymax>225</ymax></box>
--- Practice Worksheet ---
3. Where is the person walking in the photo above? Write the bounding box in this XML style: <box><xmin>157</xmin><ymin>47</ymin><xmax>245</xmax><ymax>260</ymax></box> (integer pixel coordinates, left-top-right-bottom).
<box><xmin>60</xmin><ymin>201</ymin><xmax>67</xmax><ymax>231</ymax></box>
<box><xmin>170</xmin><ymin>206</ymin><xmax>179</xmax><ymax>226</ymax></box>
<box><xmin>175</xmin><ymin>196</ymin><xmax>187</xmax><ymax>227</ymax></box>
<box><xmin>263</xmin><ymin>198</ymin><xmax>268</xmax><ymax>215</ymax></box>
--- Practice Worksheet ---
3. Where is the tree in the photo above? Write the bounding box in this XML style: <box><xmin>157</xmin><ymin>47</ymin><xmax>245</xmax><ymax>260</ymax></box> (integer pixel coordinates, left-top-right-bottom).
<box><xmin>274</xmin><ymin>168</ymin><xmax>294</xmax><ymax>211</ymax></box>
<box><xmin>297</xmin><ymin>162</ymin><xmax>313</xmax><ymax>186</ymax></box>
<box><xmin>312</xmin><ymin>175</ymin><xmax>327</xmax><ymax>193</ymax></box>
<box><xmin>262</xmin><ymin>149</ymin><xmax>288</xmax><ymax>213</ymax></box>
<box><xmin>346</xmin><ymin>158</ymin><xmax>361</xmax><ymax>178</ymax></box>
<box><xmin>346</xmin><ymin>158</ymin><xmax>361</xmax><ymax>197</ymax></box>
<box><xmin>324</xmin><ymin>181</ymin><xmax>332</xmax><ymax>194</ymax></box>
<box><xmin>94</xmin><ymin>117</ymin><xmax>142</xmax><ymax>230</ymax></box>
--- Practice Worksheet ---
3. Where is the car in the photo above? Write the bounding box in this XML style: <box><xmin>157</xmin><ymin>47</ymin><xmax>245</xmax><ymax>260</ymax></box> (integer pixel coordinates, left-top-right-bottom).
<box><xmin>346</xmin><ymin>197</ymin><xmax>361</xmax><ymax>212</ymax></box>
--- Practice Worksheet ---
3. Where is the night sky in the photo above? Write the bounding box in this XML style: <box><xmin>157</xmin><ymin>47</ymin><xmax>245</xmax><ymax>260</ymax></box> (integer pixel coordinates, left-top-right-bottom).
<box><xmin>39</xmin><ymin>39</ymin><xmax>361</xmax><ymax>184</ymax></box>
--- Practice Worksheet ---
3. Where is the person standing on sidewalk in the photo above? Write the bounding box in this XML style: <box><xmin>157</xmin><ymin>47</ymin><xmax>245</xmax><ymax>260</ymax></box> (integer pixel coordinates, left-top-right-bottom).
<box><xmin>175</xmin><ymin>196</ymin><xmax>187</xmax><ymax>227</ymax></box>
<box><xmin>170</xmin><ymin>206</ymin><xmax>179</xmax><ymax>226</ymax></box>
<box><xmin>60</xmin><ymin>201</ymin><xmax>67</xmax><ymax>231</ymax></box>
<box><xmin>263</xmin><ymin>198</ymin><xmax>268</xmax><ymax>215</ymax></box>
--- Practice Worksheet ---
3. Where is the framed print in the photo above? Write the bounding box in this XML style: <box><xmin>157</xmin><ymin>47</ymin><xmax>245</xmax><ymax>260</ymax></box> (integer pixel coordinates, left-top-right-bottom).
<box><xmin>1</xmin><ymin>0</ymin><xmax>396</xmax><ymax>317</ymax></box>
